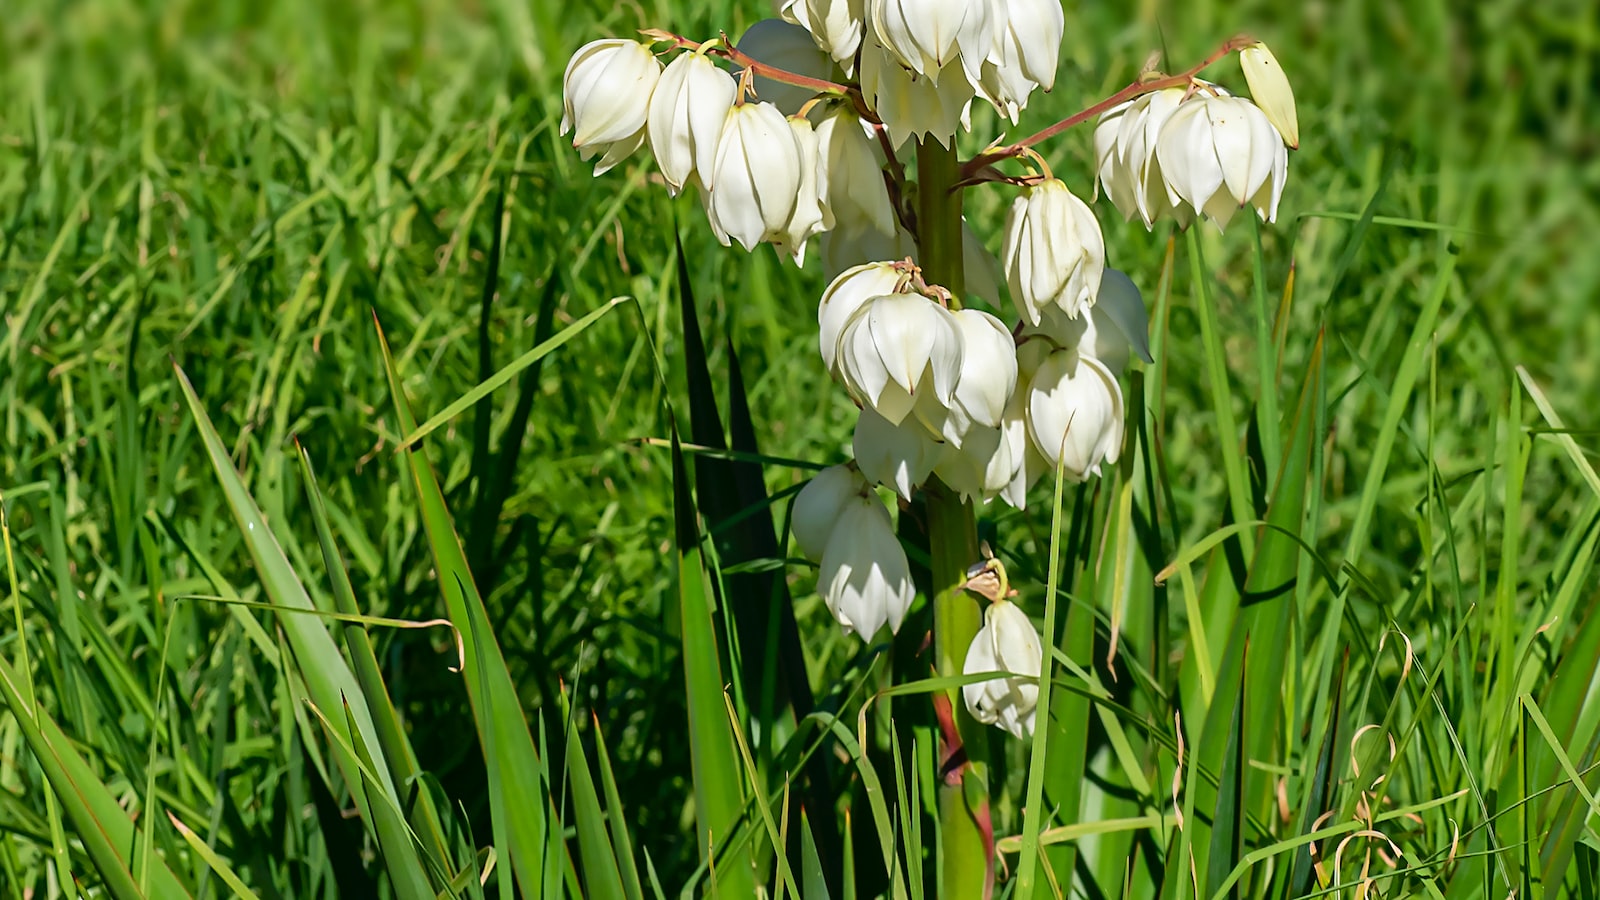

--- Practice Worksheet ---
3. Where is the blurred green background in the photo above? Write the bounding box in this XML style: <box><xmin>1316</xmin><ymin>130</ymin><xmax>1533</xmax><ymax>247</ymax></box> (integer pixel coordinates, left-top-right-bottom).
<box><xmin>1</xmin><ymin>0</ymin><xmax>1597</xmax><ymax>895</ymax></box>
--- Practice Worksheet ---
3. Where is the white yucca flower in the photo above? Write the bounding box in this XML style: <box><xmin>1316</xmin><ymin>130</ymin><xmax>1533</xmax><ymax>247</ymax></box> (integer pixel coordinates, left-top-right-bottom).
<box><xmin>1155</xmin><ymin>92</ymin><xmax>1288</xmax><ymax>230</ymax></box>
<box><xmin>704</xmin><ymin>102</ymin><xmax>802</xmax><ymax>251</ymax></box>
<box><xmin>648</xmin><ymin>51</ymin><xmax>738</xmax><ymax>194</ymax></box>
<box><xmin>1001</xmin><ymin>178</ymin><xmax>1105</xmax><ymax>323</ymax></box>
<box><xmin>962</xmin><ymin>598</ymin><xmax>1043</xmax><ymax>738</ymax></box>
<box><xmin>835</xmin><ymin>292</ymin><xmax>964</xmax><ymax>426</ymax></box>
<box><xmin>779</xmin><ymin>0</ymin><xmax>866</xmax><ymax>70</ymax></box>
<box><xmin>560</xmin><ymin>40</ymin><xmax>662</xmax><ymax>175</ymax></box>
<box><xmin>1093</xmin><ymin>87</ymin><xmax>1188</xmax><ymax>227</ymax></box>
<box><xmin>819</xmin><ymin>492</ymin><xmax>916</xmax><ymax>639</ymax></box>
<box><xmin>858</xmin><ymin>34</ymin><xmax>975</xmax><ymax>150</ymax></box>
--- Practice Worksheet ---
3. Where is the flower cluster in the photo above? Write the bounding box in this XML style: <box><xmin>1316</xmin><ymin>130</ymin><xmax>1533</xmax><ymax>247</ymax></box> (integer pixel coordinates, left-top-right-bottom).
<box><xmin>561</xmin><ymin>5</ymin><xmax>1299</xmax><ymax>740</ymax></box>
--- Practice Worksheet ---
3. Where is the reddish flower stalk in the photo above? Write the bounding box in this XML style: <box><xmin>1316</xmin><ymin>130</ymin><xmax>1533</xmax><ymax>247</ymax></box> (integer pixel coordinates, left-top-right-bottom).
<box><xmin>957</xmin><ymin>34</ymin><xmax>1258</xmax><ymax>184</ymax></box>
<box><xmin>640</xmin><ymin>28</ymin><xmax>858</xmax><ymax>101</ymax></box>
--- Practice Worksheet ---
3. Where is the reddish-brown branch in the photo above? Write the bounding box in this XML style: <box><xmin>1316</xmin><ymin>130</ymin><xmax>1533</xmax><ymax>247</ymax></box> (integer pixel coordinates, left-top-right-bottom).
<box><xmin>641</xmin><ymin>28</ymin><xmax>857</xmax><ymax>100</ymax></box>
<box><xmin>957</xmin><ymin>34</ymin><xmax>1256</xmax><ymax>183</ymax></box>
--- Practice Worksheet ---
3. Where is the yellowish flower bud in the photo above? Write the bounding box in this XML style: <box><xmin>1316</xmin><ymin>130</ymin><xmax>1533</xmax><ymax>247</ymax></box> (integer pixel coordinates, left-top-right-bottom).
<box><xmin>1240</xmin><ymin>42</ymin><xmax>1299</xmax><ymax>149</ymax></box>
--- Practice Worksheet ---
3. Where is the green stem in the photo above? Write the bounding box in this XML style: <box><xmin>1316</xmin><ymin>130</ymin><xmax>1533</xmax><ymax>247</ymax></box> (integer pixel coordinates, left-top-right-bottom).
<box><xmin>915</xmin><ymin>139</ymin><xmax>991</xmax><ymax>898</ymax></box>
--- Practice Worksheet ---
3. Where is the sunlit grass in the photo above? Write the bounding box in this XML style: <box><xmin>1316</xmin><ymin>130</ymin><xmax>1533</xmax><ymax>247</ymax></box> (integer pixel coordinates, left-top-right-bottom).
<box><xmin>1</xmin><ymin>0</ymin><xmax>1597</xmax><ymax>897</ymax></box>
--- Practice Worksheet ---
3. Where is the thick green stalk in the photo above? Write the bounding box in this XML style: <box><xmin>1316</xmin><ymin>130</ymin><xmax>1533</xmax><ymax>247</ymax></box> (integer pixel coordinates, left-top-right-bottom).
<box><xmin>915</xmin><ymin>139</ymin><xmax>991</xmax><ymax>898</ymax></box>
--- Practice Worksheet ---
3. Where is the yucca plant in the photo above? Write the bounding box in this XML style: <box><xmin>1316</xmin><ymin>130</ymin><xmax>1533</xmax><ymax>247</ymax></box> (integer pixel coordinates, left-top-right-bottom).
<box><xmin>1</xmin><ymin>0</ymin><xmax>1596</xmax><ymax>898</ymax></box>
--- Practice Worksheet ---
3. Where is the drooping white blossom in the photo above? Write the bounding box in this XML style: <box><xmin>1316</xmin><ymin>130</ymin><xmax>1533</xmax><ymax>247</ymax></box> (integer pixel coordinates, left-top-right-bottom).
<box><xmin>648</xmin><ymin>51</ymin><xmax>738</xmax><ymax>195</ymax></box>
<box><xmin>775</xmin><ymin>114</ymin><xmax>829</xmax><ymax>264</ymax></box>
<box><xmin>1025</xmin><ymin>348</ymin><xmax>1124</xmax><ymax>481</ymax></box>
<box><xmin>819</xmin><ymin>493</ymin><xmax>916</xmax><ymax>639</ymax></box>
<box><xmin>738</xmin><ymin>19</ymin><xmax>840</xmax><ymax>114</ymax></box>
<box><xmin>869</xmin><ymin>0</ymin><xmax>994</xmax><ymax>87</ymax></box>
<box><xmin>977</xmin><ymin>0</ymin><xmax>1064</xmax><ymax>121</ymax></box>
<box><xmin>858</xmin><ymin>34</ymin><xmax>975</xmax><ymax>150</ymax></box>
<box><xmin>792</xmin><ymin>463</ymin><xmax>869</xmax><ymax>562</ymax></box>
<box><xmin>561</xmin><ymin>40</ymin><xmax>662</xmax><ymax>175</ymax></box>
<box><xmin>835</xmin><ymin>292</ymin><xmax>964</xmax><ymax>425</ymax></box>
<box><xmin>1093</xmin><ymin>87</ymin><xmax>1188</xmax><ymax>227</ymax></box>
<box><xmin>913</xmin><ymin>308</ymin><xmax>1017</xmax><ymax>446</ymax></box>
<box><xmin>705</xmin><ymin>102</ymin><xmax>803</xmax><ymax>251</ymax></box>
<box><xmin>1155</xmin><ymin>92</ymin><xmax>1288</xmax><ymax>230</ymax></box>
<box><xmin>779</xmin><ymin>0</ymin><xmax>866</xmax><ymax>70</ymax></box>
<box><xmin>1240</xmin><ymin>42</ymin><xmax>1299</xmax><ymax>149</ymax></box>
<box><xmin>818</xmin><ymin>261</ymin><xmax>909</xmax><ymax>374</ymax></box>
<box><xmin>962</xmin><ymin>598</ymin><xmax>1043</xmax><ymax>738</ymax></box>
<box><xmin>815</xmin><ymin>108</ymin><xmax>897</xmax><ymax>237</ymax></box>
<box><xmin>1001</xmin><ymin>178</ymin><xmax>1105</xmax><ymax>323</ymax></box>
<box><xmin>935</xmin><ymin>418</ymin><xmax>1024</xmax><ymax>504</ymax></box>
<box><xmin>853</xmin><ymin>406</ymin><xmax>947</xmax><ymax>501</ymax></box>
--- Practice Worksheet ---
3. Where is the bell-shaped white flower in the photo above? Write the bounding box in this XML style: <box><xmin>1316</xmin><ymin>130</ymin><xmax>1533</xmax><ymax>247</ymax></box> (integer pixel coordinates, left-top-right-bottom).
<box><xmin>854</xmin><ymin>406</ymin><xmax>947</xmax><ymax>501</ymax></box>
<box><xmin>815</xmin><ymin>108</ymin><xmax>897</xmax><ymax>238</ymax></box>
<box><xmin>1155</xmin><ymin>93</ymin><xmax>1288</xmax><ymax>230</ymax></box>
<box><xmin>869</xmin><ymin>0</ymin><xmax>994</xmax><ymax>86</ymax></box>
<box><xmin>819</xmin><ymin>493</ymin><xmax>916</xmax><ymax>639</ymax></box>
<box><xmin>1001</xmin><ymin>178</ymin><xmax>1105</xmax><ymax>324</ymax></box>
<box><xmin>1025</xmin><ymin>349</ymin><xmax>1124</xmax><ymax>481</ymax></box>
<box><xmin>977</xmin><ymin>0</ymin><xmax>1064</xmax><ymax>122</ymax></box>
<box><xmin>914</xmin><ymin>308</ymin><xmax>1016</xmax><ymax>446</ymax></box>
<box><xmin>775</xmin><ymin>115</ymin><xmax>829</xmax><ymax>264</ymax></box>
<box><xmin>962</xmin><ymin>599</ymin><xmax>1043</xmax><ymax>739</ymax></box>
<box><xmin>836</xmin><ymin>292</ymin><xmax>964</xmax><ymax>425</ymax></box>
<box><xmin>1240</xmin><ymin>42</ymin><xmax>1299</xmax><ymax>149</ymax></box>
<box><xmin>705</xmin><ymin>102</ymin><xmax>802</xmax><ymax>251</ymax></box>
<box><xmin>1093</xmin><ymin>88</ymin><xmax>1188</xmax><ymax>227</ymax></box>
<box><xmin>738</xmin><ymin>19</ymin><xmax>840</xmax><ymax>114</ymax></box>
<box><xmin>935</xmin><ymin>418</ymin><xmax>1024</xmax><ymax>504</ymax></box>
<box><xmin>779</xmin><ymin>0</ymin><xmax>866</xmax><ymax>70</ymax></box>
<box><xmin>792</xmin><ymin>463</ymin><xmax>869</xmax><ymax>562</ymax></box>
<box><xmin>818</xmin><ymin>261</ymin><xmax>908</xmax><ymax>374</ymax></box>
<box><xmin>561</xmin><ymin>40</ymin><xmax>662</xmax><ymax>175</ymax></box>
<box><xmin>859</xmin><ymin>35</ymin><xmax>975</xmax><ymax>149</ymax></box>
<box><xmin>648</xmin><ymin>51</ymin><xmax>738</xmax><ymax>195</ymax></box>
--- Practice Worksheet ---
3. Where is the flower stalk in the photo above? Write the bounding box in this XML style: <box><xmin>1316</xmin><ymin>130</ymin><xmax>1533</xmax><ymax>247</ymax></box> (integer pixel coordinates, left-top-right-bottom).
<box><xmin>915</xmin><ymin>137</ymin><xmax>993</xmax><ymax>897</ymax></box>
<box><xmin>958</xmin><ymin>34</ymin><xmax>1259</xmax><ymax>184</ymax></box>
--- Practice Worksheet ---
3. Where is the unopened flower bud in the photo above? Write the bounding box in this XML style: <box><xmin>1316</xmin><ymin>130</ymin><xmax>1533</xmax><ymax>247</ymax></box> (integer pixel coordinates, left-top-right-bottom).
<box><xmin>738</xmin><ymin>19</ymin><xmax>840</xmax><ymax>114</ymax></box>
<box><xmin>1026</xmin><ymin>349</ymin><xmax>1124</xmax><ymax>480</ymax></box>
<box><xmin>815</xmin><ymin>108</ymin><xmax>897</xmax><ymax>238</ymax></box>
<box><xmin>853</xmin><ymin>406</ymin><xmax>947</xmax><ymax>501</ymax></box>
<box><xmin>1240</xmin><ymin>42</ymin><xmax>1299</xmax><ymax>149</ymax></box>
<box><xmin>780</xmin><ymin>0</ymin><xmax>866</xmax><ymax>70</ymax></box>
<box><xmin>836</xmin><ymin>292</ymin><xmax>964</xmax><ymax>425</ymax></box>
<box><xmin>705</xmin><ymin>102</ymin><xmax>803</xmax><ymax>251</ymax></box>
<box><xmin>819</xmin><ymin>493</ymin><xmax>916</xmax><ymax>639</ymax></box>
<box><xmin>791</xmin><ymin>463</ymin><xmax>869</xmax><ymax>562</ymax></box>
<box><xmin>1002</xmin><ymin>178</ymin><xmax>1105</xmax><ymax>324</ymax></box>
<box><xmin>561</xmin><ymin>40</ymin><xmax>662</xmax><ymax>175</ymax></box>
<box><xmin>1156</xmin><ymin>93</ymin><xmax>1288</xmax><ymax>230</ymax></box>
<box><xmin>648</xmin><ymin>51</ymin><xmax>738</xmax><ymax>195</ymax></box>
<box><xmin>962</xmin><ymin>598</ymin><xmax>1043</xmax><ymax>738</ymax></box>
<box><xmin>818</xmin><ymin>262</ymin><xmax>908</xmax><ymax>375</ymax></box>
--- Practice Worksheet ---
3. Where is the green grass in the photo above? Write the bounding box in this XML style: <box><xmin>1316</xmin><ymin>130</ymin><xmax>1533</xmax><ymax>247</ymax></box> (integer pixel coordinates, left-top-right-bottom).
<box><xmin>2</xmin><ymin>0</ymin><xmax>1599</xmax><ymax>897</ymax></box>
